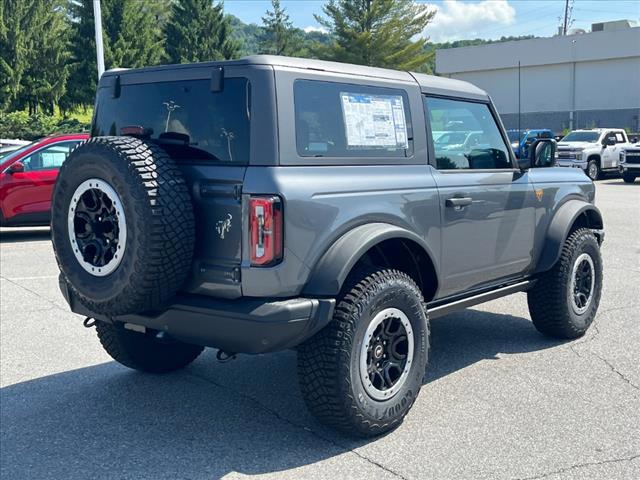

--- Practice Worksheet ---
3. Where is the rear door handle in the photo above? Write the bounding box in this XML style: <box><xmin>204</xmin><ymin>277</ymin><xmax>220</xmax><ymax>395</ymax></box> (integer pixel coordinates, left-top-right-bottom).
<box><xmin>445</xmin><ymin>197</ymin><xmax>473</xmax><ymax>208</ymax></box>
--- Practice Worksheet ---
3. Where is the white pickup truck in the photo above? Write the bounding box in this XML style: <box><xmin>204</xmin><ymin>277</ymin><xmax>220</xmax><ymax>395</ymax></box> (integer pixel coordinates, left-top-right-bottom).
<box><xmin>556</xmin><ymin>129</ymin><xmax>632</xmax><ymax>180</ymax></box>
<box><xmin>620</xmin><ymin>141</ymin><xmax>640</xmax><ymax>183</ymax></box>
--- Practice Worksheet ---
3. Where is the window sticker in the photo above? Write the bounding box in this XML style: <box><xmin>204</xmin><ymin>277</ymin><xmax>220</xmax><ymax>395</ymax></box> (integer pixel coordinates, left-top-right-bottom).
<box><xmin>340</xmin><ymin>93</ymin><xmax>408</xmax><ymax>149</ymax></box>
<box><xmin>615</xmin><ymin>133</ymin><xmax>624</xmax><ymax>142</ymax></box>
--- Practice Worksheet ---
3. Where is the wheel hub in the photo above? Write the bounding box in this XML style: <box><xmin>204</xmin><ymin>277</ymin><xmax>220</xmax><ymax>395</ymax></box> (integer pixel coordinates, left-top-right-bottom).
<box><xmin>359</xmin><ymin>307</ymin><xmax>414</xmax><ymax>401</ymax></box>
<box><xmin>67</xmin><ymin>179</ymin><xmax>127</xmax><ymax>277</ymax></box>
<box><xmin>571</xmin><ymin>253</ymin><xmax>595</xmax><ymax>315</ymax></box>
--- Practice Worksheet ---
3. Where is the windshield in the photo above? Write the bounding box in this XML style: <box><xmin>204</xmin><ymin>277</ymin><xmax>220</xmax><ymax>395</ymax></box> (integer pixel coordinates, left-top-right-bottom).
<box><xmin>562</xmin><ymin>131</ymin><xmax>600</xmax><ymax>143</ymax></box>
<box><xmin>0</xmin><ymin>141</ymin><xmax>36</xmax><ymax>163</ymax></box>
<box><xmin>92</xmin><ymin>78</ymin><xmax>250</xmax><ymax>164</ymax></box>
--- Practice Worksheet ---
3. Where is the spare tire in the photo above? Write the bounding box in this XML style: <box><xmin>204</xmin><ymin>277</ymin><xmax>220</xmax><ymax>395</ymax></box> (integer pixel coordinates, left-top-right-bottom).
<box><xmin>51</xmin><ymin>136</ymin><xmax>195</xmax><ymax>316</ymax></box>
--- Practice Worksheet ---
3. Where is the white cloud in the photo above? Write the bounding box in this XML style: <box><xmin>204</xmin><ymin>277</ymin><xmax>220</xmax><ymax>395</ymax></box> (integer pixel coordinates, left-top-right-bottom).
<box><xmin>424</xmin><ymin>0</ymin><xmax>516</xmax><ymax>43</ymax></box>
<box><xmin>303</xmin><ymin>25</ymin><xmax>328</xmax><ymax>34</ymax></box>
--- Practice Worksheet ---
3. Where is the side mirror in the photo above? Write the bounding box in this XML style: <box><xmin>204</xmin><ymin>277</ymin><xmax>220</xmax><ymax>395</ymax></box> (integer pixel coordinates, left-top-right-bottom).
<box><xmin>528</xmin><ymin>139</ymin><xmax>556</xmax><ymax>168</ymax></box>
<box><xmin>7</xmin><ymin>162</ymin><xmax>24</xmax><ymax>174</ymax></box>
<box><xmin>603</xmin><ymin>137</ymin><xmax>615</xmax><ymax>147</ymax></box>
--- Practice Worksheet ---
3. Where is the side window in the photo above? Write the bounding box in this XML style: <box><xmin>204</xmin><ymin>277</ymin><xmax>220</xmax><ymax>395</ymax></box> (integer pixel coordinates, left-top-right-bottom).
<box><xmin>294</xmin><ymin>79</ymin><xmax>413</xmax><ymax>158</ymax></box>
<box><xmin>21</xmin><ymin>141</ymin><xmax>79</xmax><ymax>172</ymax></box>
<box><xmin>425</xmin><ymin>97</ymin><xmax>512</xmax><ymax>170</ymax></box>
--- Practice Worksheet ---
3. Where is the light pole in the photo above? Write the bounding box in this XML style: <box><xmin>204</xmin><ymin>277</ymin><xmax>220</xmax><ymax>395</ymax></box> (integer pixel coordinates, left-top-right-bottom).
<box><xmin>93</xmin><ymin>0</ymin><xmax>105</xmax><ymax>80</ymax></box>
<box><xmin>569</xmin><ymin>39</ymin><xmax>576</xmax><ymax>131</ymax></box>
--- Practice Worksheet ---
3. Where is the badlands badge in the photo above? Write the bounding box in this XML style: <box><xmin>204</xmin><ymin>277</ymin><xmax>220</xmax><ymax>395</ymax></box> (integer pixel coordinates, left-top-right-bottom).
<box><xmin>535</xmin><ymin>189</ymin><xmax>544</xmax><ymax>202</ymax></box>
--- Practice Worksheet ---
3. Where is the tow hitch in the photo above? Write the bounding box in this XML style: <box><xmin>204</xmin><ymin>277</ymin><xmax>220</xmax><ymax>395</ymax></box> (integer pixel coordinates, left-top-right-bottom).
<box><xmin>83</xmin><ymin>317</ymin><xmax>96</xmax><ymax>328</ymax></box>
<box><xmin>216</xmin><ymin>350</ymin><xmax>237</xmax><ymax>363</ymax></box>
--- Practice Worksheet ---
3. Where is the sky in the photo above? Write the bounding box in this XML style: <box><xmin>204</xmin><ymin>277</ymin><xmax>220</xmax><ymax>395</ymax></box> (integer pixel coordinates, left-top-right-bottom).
<box><xmin>225</xmin><ymin>0</ymin><xmax>640</xmax><ymax>43</ymax></box>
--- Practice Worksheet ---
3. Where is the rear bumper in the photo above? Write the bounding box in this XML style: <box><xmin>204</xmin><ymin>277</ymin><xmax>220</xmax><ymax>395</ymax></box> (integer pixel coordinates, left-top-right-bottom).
<box><xmin>59</xmin><ymin>278</ymin><xmax>335</xmax><ymax>354</ymax></box>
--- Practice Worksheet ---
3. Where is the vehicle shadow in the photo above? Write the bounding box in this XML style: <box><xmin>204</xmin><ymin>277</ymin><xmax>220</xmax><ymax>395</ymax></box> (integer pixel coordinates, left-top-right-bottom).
<box><xmin>0</xmin><ymin>309</ymin><xmax>565</xmax><ymax>479</ymax></box>
<box><xmin>0</xmin><ymin>227</ymin><xmax>51</xmax><ymax>243</ymax></box>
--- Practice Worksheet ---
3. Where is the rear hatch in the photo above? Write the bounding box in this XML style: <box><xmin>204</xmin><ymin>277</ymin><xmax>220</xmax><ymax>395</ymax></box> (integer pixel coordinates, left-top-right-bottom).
<box><xmin>92</xmin><ymin>71</ymin><xmax>251</xmax><ymax>298</ymax></box>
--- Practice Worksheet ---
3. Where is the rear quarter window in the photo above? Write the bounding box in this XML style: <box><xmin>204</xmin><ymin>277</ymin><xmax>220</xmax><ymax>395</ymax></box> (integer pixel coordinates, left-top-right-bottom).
<box><xmin>92</xmin><ymin>78</ymin><xmax>250</xmax><ymax>164</ymax></box>
<box><xmin>294</xmin><ymin>80</ymin><xmax>413</xmax><ymax>158</ymax></box>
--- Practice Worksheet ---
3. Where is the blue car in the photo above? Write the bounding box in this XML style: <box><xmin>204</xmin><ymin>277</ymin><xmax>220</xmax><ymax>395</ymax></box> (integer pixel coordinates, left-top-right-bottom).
<box><xmin>507</xmin><ymin>129</ymin><xmax>554</xmax><ymax>158</ymax></box>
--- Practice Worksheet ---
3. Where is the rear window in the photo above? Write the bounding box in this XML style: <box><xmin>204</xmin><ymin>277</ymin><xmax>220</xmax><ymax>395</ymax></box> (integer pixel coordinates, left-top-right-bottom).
<box><xmin>92</xmin><ymin>78</ymin><xmax>250</xmax><ymax>164</ymax></box>
<box><xmin>294</xmin><ymin>80</ymin><xmax>413</xmax><ymax>158</ymax></box>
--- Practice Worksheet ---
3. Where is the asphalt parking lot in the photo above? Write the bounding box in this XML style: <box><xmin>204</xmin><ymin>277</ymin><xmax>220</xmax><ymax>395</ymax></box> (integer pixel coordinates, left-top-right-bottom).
<box><xmin>1</xmin><ymin>178</ymin><xmax>638</xmax><ymax>480</ymax></box>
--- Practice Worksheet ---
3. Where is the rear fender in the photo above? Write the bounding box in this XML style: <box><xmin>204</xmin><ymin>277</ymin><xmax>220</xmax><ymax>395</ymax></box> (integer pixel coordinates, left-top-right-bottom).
<box><xmin>303</xmin><ymin>222</ymin><xmax>438</xmax><ymax>297</ymax></box>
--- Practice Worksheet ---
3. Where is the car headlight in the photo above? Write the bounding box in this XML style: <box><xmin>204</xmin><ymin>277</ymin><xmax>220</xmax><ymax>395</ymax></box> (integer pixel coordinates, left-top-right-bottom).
<box><xmin>620</xmin><ymin>151</ymin><xmax>626</xmax><ymax>163</ymax></box>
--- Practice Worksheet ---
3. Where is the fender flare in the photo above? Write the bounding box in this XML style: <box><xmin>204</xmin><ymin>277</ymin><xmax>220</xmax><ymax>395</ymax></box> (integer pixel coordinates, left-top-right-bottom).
<box><xmin>535</xmin><ymin>199</ymin><xmax>603</xmax><ymax>273</ymax></box>
<box><xmin>302</xmin><ymin>222</ymin><xmax>438</xmax><ymax>297</ymax></box>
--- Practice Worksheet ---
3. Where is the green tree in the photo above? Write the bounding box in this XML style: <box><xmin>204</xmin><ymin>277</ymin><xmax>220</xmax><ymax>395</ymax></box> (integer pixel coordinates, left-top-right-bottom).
<box><xmin>165</xmin><ymin>0</ymin><xmax>240</xmax><ymax>64</ymax></box>
<box><xmin>104</xmin><ymin>0</ymin><xmax>166</xmax><ymax>68</ymax></box>
<box><xmin>0</xmin><ymin>0</ymin><xmax>28</xmax><ymax>110</ymax></box>
<box><xmin>64</xmin><ymin>0</ymin><xmax>168</xmax><ymax>110</ymax></box>
<box><xmin>1</xmin><ymin>0</ymin><xmax>70</xmax><ymax>114</ymax></box>
<box><xmin>260</xmin><ymin>0</ymin><xmax>294</xmax><ymax>55</ymax></box>
<box><xmin>314</xmin><ymin>0</ymin><xmax>435</xmax><ymax>71</ymax></box>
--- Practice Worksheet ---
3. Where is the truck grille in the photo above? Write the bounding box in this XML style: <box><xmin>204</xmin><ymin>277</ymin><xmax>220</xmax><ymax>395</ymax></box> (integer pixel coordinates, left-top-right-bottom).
<box><xmin>557</xmin><ymin>149</ymin><xmax>578</xmax><ymax>159</ymax></box>
<box><xmin>625</xmin><ymin>150</ymin><xmax>640</xmax><ymax>164</ymax></box>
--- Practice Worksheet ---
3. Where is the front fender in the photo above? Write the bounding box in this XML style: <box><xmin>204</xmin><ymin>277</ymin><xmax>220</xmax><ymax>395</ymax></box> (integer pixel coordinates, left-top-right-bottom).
<box><xmin>535</xmin><ymin>199</ymin><xmax>603</xmax><ymax>273</ymax></box>
<box><xmin>303</xmin><ymin>223</ymin><xmax>437</xmax><ymax>297</ymax></box>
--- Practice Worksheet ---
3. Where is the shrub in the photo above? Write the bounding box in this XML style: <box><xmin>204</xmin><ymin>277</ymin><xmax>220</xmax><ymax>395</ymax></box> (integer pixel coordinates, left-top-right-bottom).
<box><xmin>0</xmin><ymin>111</ymin><xmax>90</xmax><ymax>141</ymax></box>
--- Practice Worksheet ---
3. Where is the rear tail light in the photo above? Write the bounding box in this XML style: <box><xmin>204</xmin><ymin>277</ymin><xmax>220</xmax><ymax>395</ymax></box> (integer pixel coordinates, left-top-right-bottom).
<box><xmin>249</xmin><ymin>196</ymin><xmax>283</xmax><ymax>266</ymax></box>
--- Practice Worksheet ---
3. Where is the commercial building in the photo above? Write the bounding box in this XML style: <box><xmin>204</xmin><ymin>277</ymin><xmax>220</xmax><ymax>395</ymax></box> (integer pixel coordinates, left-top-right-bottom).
<box><xmin>436</xmin><ymin>21</ymin><xmax>640</xmax><ymax>134</ymax></box>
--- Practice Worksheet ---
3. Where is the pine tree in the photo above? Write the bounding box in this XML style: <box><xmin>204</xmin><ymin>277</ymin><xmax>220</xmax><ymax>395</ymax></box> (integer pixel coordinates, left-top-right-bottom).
<box><xmin>0</xmin><ymin>0</ymin><xmax>70</xmax><ymax>114</ymax></box>
<box><xmin>314</xmin><ymin>0</ymin><xmax>435</xmax><ymax>71</ymax></box>
<box><xmin>260</xmin><ymin>0</ymin><xmax>294</xmax><ymax>56</ymax></box>
<box><xmin>165</xmin><ymin>0</ymin><xmax>240</xmax><ymax>64</ymax></box>
<box><xmin>64</xmin><ymin>0</ymin><xmax>168</xmax><ymax>110</ymax></box>
<box><xmin>104</xmin><ymin>1</ymin><xmax>166</xmax><ymax>69</ymax></box>
<box><xmin>0</xmin><ymin>0</ymin><xmax>28</xmax><ymax>110</ymax></box>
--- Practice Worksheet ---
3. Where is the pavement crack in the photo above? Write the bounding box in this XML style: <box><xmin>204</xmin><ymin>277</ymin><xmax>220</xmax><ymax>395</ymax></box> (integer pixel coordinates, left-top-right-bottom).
<box><xmin>515</xmin><ymin>453</ymin><xmax>640</xmax><ymax>480</ymax></box>
<box><xmin>591</xmin><ymin>352</ymin><xmax>640</xmax><ymax>391</ymax></box>
<box><xmin>185</xmin><ymin>371</ymin><xmax>409</xmax><ymax>480</ymax></box>
<box><xmin>0</xmin><ymin>275</ymin><xmax>68</xmax><ymax>313</ymax></box>
<box><xmin>566</xmin><ymin>304</ymin><xmax>640</xmax><ymax>394</ymax></box>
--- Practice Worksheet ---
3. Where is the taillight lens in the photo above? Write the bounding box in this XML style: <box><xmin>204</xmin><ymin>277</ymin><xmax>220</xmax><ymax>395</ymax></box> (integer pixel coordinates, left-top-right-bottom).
<box><xmin>249</xmin><ymin>196</ymin><xmax>283</xmax><ymax>266</ymax></box>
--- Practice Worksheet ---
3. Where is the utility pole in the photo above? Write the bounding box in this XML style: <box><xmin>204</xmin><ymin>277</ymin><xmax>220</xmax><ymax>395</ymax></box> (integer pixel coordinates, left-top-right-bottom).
<box><xmin>562</xmin><ymin>0</ymin><xmax>570</xmax><ymax>35</ymax></box>
<box><xmin>93</xmin><ymin>0</ymin><xmax>105</xmax><ymax>79</ymax></box>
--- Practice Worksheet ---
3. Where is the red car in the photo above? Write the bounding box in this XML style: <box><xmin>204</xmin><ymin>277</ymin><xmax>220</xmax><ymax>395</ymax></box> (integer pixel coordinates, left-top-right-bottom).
<box><xmin>0</xmin><ymin>134</ymin><xmax>89</xmax><ymax>227</ymax></box>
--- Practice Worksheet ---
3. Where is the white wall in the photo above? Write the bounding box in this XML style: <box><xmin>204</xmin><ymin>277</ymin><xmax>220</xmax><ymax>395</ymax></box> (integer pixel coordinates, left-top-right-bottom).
<box><xmin>574</xmin><ymin>58</ymin><xmax>640</xmax><ymax>110</ymax></box>
<box><xmin>437</xmin><ymin>26</ymin><xmax>640</xmax><ymax>116</ymax></box>
<box><xmin>437</xmin><ymin>27</ymin><xmax>640</xmax><ymax>73</ymax></box>
<box><xmin>448</xmin><ymin>57</ymin><xmax>639</xmax><ymax>114</ymax></box>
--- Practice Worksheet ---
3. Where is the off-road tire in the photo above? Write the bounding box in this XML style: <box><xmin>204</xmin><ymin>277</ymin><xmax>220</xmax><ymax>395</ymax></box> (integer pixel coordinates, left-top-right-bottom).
<box><xmin>527</xmin><ymin>228</ymin><xmax>602</xmax><ymax>339</ymax></box>
<box><xmin>51</xmin><ymin>136</ymin><xmax>195</xmax><ymax>316</ymax></box>
<box><xmin>622</xmin><ymin>172</ymin><xmax>637</xmax><ymax>183</ymax></box>
<box><xmin>96</xmin><ymin>321</ymin><xmax>204</xmax><ymax>373</ymax></box>
<box><xmin>297</xmin><ymin>269</ymin><xmax>429</xmax><ymax>437</ymax></box>
<box><xmin>586</xmin><ymin>158</ymin><xmax>601</xmax><ymax>181</ymax></box>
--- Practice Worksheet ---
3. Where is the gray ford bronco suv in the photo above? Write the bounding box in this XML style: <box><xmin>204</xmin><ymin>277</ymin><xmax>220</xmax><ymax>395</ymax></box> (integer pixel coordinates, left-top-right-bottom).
<box><xmin>51</xmin><ymin>56</ymin><xmax>604</xmax><ymax>437</ymax></box>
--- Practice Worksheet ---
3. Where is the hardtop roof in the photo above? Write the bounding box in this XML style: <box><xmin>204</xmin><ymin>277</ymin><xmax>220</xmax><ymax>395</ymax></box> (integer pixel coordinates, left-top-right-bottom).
<box><xmin>102</xmin><ymin>55</ymin><xmax>489</xmax><ymax>100</ymax></box>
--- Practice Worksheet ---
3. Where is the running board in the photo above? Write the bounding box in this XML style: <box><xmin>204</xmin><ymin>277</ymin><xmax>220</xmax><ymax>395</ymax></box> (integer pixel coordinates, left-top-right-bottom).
<box><xmin>427</xmin><ymin>280</ymin><xmax>532</xmax><ymax>319</ymax></box>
